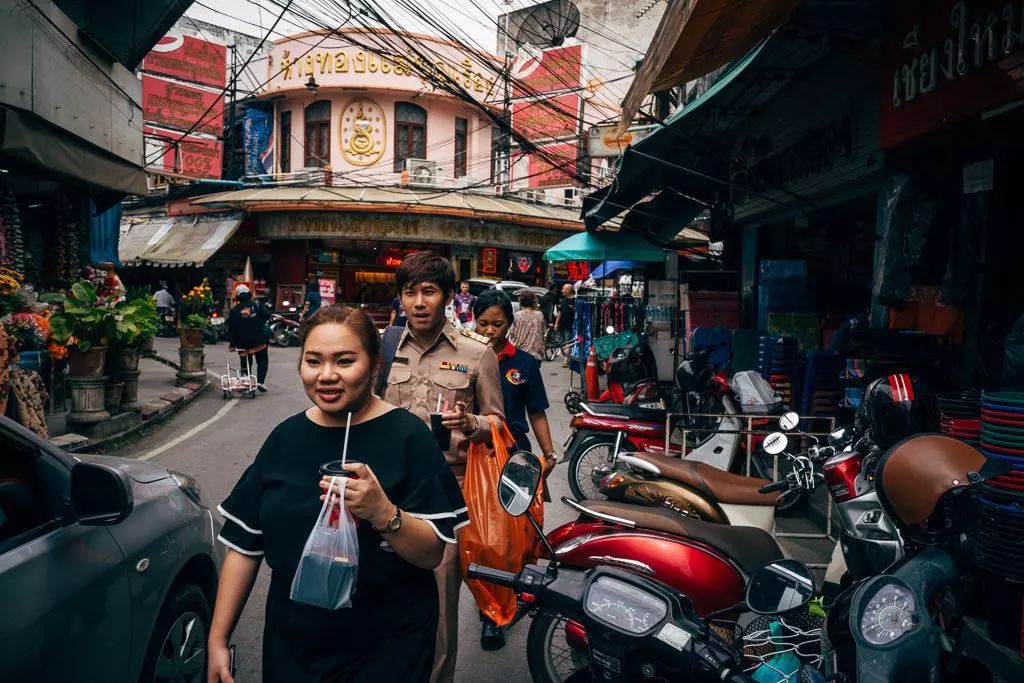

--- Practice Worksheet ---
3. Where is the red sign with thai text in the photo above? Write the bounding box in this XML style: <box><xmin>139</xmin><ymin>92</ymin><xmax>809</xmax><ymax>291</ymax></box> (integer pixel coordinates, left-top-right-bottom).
<box><xmin>527</xmin><ymin>143</ymin><xmax>577</xmax><ymax>188</ymax></box>
<box><xmin>567</xmin><ymin>261</ymin><xmax>589</xmax><ymax>281</ymax></box>
<box><xmin>881</xmin><ymin>0</ymin><xmax>1024</xmax><ymax>148</ymax></box>
<box><xmin>512</xmin><ymin>45</ymin><xmax>583</xmax><ymax>96</ymax></box>
<box><xmin>144</xmin><ymin>126</ymin><xmax>222</xmax><ymax>179</ymax></box>
<box><xmin>142</xmin><ymin>75</ymin><xmax>224</xmax><ymax>136</ymax></box>
<box><xmin>513</xmin><ymin>94</ymin><xmax>580</xmax><ymax>141</ymax></box>
<box><xmin>143</xmin><ymin>34</ymin><xmax>227</xmax><ymax>88</ymax></box>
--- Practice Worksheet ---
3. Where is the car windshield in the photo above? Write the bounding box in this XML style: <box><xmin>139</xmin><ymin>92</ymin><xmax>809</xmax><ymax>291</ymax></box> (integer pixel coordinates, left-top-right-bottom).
<box><xmin>467</xmin><ymin>282</ymin><xmax>493</xmax><ymax>297</ymax></box>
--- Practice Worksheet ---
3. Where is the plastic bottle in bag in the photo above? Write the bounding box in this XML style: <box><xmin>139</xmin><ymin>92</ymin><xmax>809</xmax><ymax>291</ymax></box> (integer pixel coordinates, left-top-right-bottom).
<box><xmin>290</xmin><ymin>476</ymin><xmax>359</xmax><ymax>610</ymax></box>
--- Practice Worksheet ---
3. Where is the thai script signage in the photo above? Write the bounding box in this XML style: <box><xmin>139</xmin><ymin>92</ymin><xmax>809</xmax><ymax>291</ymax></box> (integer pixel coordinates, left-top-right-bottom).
<box><xmin>513</xmin><ymin>94</ymin><xmax>580</xmax><ymax>141</ymax></box>
<box><xmin>143</xmin><ymin>125</ymin><xmax>222</xmax><ymax>179</ymax></box>
<box><xmin>526</xmin><ymin>143</ymin><xmax>578</xmax><ymax>189</ymax></box>
<box><xmin>882</xmin><ymin>0</ymin><xmax>1024</xmax><ymax>148</ymax></box>
<box><xmin>142</xmin><ymin>75</ymin><xmax>224</xmax><ymax>136</ymax></box>
<box><xmin>512</xmin><ymin>45</ymin><xmax>583</xmax><ymax>96</ymax></box>
<box><xmin>143</xmin><ymin>34</ymin><xmax>227</xmax><ymax>88</ymax></box>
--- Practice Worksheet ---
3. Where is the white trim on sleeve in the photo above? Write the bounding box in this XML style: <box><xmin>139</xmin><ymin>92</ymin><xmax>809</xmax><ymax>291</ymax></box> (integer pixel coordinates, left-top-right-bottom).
<box><xmin>405</xmin><ymin>506</ymin><xmax>468</xmax><ymax>520</ymax></box>
<box><xmin>217</xmin><ymin>535</ymin><xmax>265</xmax><ymax>557</ymax></box>
<box><xmin>411</xmin><ymin>514</ymin><xmax>470</xmax><ymax>544</ymax></box>
<box><xmin>217</xmin><ymin>504</ymin><xmax>262</xmax><ymax>535</ymax></box>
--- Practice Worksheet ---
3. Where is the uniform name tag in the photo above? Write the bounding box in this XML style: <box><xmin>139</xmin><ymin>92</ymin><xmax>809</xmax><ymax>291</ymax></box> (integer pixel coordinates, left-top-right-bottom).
<box><xmin>439</xmin><ymin>361</ymin><xmax>469</xmax><ymax>373</ymax></box>
<box><xmin>393</xmin><ymin>356</ymin><xmax>409</xmax><ymax>365</ymax></box>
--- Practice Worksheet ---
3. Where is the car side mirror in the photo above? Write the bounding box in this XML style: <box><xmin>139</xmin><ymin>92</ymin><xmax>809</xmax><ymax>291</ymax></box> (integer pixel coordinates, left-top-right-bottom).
<box><xmin>70</xmin><ymin>462</ymin><xmax>133</xmax><ymax>526</ymax></box>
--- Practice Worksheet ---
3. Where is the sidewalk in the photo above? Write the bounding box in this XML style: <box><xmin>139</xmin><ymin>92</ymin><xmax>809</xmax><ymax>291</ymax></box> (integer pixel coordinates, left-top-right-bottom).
<box><xmin>46</xmin><ymin>339</ymin><xmax>210</xmax><ymax>452</ymax></box>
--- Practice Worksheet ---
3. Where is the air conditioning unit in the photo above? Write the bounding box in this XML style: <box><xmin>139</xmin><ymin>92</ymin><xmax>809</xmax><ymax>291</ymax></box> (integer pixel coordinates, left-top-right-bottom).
<box><xmin>404</xmin><ymin>159</ymin><xmax>440</xmax><ymax>185</ymax></box>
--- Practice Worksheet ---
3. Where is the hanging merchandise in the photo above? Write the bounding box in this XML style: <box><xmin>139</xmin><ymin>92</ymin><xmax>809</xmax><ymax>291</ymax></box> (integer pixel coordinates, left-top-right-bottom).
<box><xmin>57</xmin><ymin>198</ymin><xmax>84</xmax><ymax>287</ymax></box>
<box><xmin>1</xmin><ymin>192</ymin><xmax>26</xmax><ymax>274</ymax></box>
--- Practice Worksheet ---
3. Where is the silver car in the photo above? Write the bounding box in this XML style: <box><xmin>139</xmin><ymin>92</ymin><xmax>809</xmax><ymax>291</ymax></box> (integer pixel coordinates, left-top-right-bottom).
<box><xmin>0</xmin><ymin>416</ymin><xmax>221</xmax><ymax>683</ymax></box>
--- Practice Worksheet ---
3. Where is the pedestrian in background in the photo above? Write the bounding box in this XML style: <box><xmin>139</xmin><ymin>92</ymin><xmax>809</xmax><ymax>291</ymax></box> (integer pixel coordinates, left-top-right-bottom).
<box><xmin>541</xmin><ymin>282</ymin><xmax>558</xmax><ymax>325</ymax></box>
<box><xmin>377</xmin><ymin>252</ymin><xmax>504</xmax><ymax>682</ymax></box>
<box><xmin>227</xmin><ymin>284</ymin><xmax>270</xmax><ymax>393</ymax></box>
<box><xmin>208</xmin><ymin>306</ymin><xmax>466</xmax><ymax>682</ymax></box>
<box><xmin>389</xmin><ymin>295</ymin><xmax>407</xmax><ymax>326</ymax></box>
<box><xmin>300</xmin><ymin>277</ymin><xmax>322</xmax><ymax>321</ymax></box>
<box><xmin>453</xmin><ymin>281</ymin><xmax>476</xmax><ymax>325</ymax></box>
<box><xmin>154</xmin><ymin>281</ymin><xmax>175</xmax><ymax>310</ymax></box>
<box><xmin>554</xmin><ymin>283</ymin><xmax>576</xmax><ymax>367</ymax></box>
<box><xmin>509</xmin><ymin>290</ymin><xmax>546</xmax><ymax>361</ymax></box>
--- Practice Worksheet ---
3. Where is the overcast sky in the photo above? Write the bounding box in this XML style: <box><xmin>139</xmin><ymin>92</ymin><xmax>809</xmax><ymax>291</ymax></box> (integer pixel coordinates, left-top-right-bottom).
<box><xmin>186</xmin><ymin>0</ymin><xmax>504</xmax><ymax>54</ymax></box>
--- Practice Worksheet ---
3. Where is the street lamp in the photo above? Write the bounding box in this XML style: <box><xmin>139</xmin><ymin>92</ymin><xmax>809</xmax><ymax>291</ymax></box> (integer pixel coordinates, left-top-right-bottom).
<box><xmin>305</xmin><ymin>75</ymin><xmax>319</xmax><ymax>94</ymax></box>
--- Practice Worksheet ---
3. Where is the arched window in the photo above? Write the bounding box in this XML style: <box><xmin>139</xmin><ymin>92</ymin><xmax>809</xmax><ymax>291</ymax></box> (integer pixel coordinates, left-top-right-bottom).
<box><xmin>394</xmin><ymin>102</ymin><xmax>427</xmax><ymax>172</ymax></box>
<box><xmin>304</xmin><ymin>100</ymin><xmax>331</xmax><ymax>168</ymax></box>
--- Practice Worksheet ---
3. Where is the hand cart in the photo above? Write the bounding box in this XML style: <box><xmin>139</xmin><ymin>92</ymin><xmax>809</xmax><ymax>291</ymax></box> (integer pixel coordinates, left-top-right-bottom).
<box><xmin>221</xmin><ymin>348</ymin><xmax>258</xmax><ymax>399</ymax></box>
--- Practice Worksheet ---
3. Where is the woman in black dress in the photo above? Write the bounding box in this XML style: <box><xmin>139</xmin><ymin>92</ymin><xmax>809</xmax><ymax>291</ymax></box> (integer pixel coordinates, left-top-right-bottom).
<box><xmin>207</xmin><ymin>306</ymin><xmax>467</xmax><ymax>682</ymax></box>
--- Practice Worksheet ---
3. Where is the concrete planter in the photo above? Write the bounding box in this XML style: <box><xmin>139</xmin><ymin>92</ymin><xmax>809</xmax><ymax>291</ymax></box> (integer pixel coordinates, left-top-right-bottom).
<box><xmin>68</xmin><ymin>346</ymin><xmax>108</xmax><ymax>377</ymax></box>
<box><xmin>66</xmin><ymin>376</ymin><xmax>110</xmax><ymax>425</ymax></box>
<box><xmin>177</xmin><ymin>346</ymin><xmax>206</xmax><ymax>386</ymax></box>
<box><xmin>118</xmin><ymin>347</ymin><xmax>141</xmax><ymax>373</ymax></box>
<box><xmin>120</xmin><ymin>369</ymin><xmax>141</xmax><ymax>412</ymax></box>
<box><xmin>104</xmin><ymin>379</ymin><xmax>125</xmax><ymax>414</ymax></box>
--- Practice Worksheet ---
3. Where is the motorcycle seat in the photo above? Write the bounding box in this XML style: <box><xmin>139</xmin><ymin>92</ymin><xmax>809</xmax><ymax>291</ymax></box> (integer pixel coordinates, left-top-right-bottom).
<box><xmin>629</xmin><ymin>451</ymin><xmax>781</xmax><ymax>506</ymax></box>
<box><xmin>582</xmin><ymin>402</ymin><xmax>666</xmax><ymax>422</ymax></box>
<box><xmin>579</xmin><ymin>500</ymin><xmax>783</xmax><ymax>578</ymax></box>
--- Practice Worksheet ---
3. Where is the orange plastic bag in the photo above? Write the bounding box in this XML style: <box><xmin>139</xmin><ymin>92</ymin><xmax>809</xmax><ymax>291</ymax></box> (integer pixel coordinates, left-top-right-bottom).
<box><xmin>458</xmin><ymin>415</ymin><xmax>544</xmax><ymax>626</ymax></box>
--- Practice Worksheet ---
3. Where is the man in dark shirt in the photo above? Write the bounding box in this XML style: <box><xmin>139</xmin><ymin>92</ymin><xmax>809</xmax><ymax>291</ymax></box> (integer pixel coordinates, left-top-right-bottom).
<box><xmin>300</xmin><ymin>277</ymin><xmax>322</xmax><ymax>321</ymax></box>
<box><xmin>554</xmin><ymin>283</ymin><xmax>576</xmax><ymax>367</ymax></box>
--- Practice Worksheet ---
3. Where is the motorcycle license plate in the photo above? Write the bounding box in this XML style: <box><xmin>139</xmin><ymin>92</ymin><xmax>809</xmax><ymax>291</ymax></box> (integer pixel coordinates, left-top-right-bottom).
<box><xmin>211</xmin><ymin>318</ymin><xmax>225</xmax><ymax>325</ymax></box>
<box><xmin>562</xmin><ymin>429</ymin><xmax>576</xmax><ymax>449</ymax></box>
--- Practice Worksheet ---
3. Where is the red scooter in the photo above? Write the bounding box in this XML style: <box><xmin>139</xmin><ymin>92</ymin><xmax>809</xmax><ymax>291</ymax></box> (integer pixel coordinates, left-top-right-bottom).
<box><xmin>504</xmin><ymin>451</ymin><xmax>816</xmax><ymax>683</ymax></box>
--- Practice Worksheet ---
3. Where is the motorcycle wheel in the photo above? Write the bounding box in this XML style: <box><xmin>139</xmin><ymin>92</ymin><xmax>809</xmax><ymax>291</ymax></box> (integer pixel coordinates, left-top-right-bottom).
<box><xmin>567</xmin><ymin>434</ymin><xmax>633</xmax><ymax>502</ymax></box>
<box><xmin>527</xmin><ymin>611</ymin><xmax>590</xmax><ymax>683</ymax></box>
<box><xmin>544</xmin><ymin>344</ymin><xmax>558</xmax><ymax>362</ymax></box>
<box><xmin>273</xmin><ymin>328</ymin><xmax>291</xmax><ymax>347</ymax></box>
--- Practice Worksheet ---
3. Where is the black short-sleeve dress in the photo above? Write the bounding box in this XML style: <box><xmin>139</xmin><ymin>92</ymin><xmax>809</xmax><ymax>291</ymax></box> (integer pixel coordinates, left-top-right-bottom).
<box><xmin>217</xmin><ymin>408</ymin><xmax>468</xmax><ymax>682</ymax></box>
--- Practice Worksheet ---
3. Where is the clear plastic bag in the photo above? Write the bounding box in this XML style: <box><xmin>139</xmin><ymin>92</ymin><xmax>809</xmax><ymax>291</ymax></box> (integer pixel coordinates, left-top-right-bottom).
<box><xmin>289</xmin><ymin>476</ymin><xmax>359</xmax><ymax>610</ymax></box>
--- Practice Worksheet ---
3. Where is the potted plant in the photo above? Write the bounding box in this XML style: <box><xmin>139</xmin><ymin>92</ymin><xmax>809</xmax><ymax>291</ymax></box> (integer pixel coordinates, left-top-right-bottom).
<box><xmin>40</xmin><ymin>280</ymin><xmax>116</xmax><ymax>377</ymax></box>
<box><xmin>2</xmin><ymin>312</ymin><xmax>49</xmax><ymax>370</ymax></box>
<box><xmin>107</xmin><ymin>295</ymin><xmax>158</xmax><ymax>372</ymax></box>
<box><xmin>178</xmin><ymin>279</ymin><xmax>214</xmax><ymax>348</ymax></box>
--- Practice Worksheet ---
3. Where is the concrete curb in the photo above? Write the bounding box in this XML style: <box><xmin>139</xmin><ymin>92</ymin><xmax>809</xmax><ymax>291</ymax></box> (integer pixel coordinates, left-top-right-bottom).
<box><xmin>59</xmin><ymin>351</ymin><xmax>209</xmax><ymax>454</ymax></box>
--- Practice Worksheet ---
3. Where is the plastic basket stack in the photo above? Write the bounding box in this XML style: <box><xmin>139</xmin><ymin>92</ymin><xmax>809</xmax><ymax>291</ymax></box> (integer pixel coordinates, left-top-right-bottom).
<box><xmin>974</xmin><ymin>391</ymin><xmax>1024</xmax><ymax>651</ymax></box>
<box><xmin>936</xmin><ymin>390</ymin><xmax>981</xmax><ymax>447</ymax></box>
<box><xmin>758</xmin><ymin>336</ymin><xmax>799</xmax><ymax>408</ymax></box>
<box><xmin>800</xmin><ymin>351</ymin><xmax>842</xmax><ymax>417</ymax></box>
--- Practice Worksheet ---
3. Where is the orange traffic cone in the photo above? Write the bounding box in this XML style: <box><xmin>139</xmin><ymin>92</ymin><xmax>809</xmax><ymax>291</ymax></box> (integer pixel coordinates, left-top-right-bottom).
<box><xmin>585</xmin><ymin>345</ymin><xmax>600</xmax><ymax>400</ymax></box>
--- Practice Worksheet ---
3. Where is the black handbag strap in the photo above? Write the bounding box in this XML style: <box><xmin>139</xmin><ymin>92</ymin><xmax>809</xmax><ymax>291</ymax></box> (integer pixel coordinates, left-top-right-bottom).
<box><xmin>375</xmin><ymin>325</ymin><xmax>404</xmax><ymax>397</ymax></box>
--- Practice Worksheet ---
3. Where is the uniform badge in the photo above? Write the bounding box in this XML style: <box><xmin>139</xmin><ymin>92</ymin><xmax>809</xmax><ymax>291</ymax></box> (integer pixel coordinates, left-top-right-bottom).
<box><xmin>505</xmin><ymin>368</ymin><xmax>526</xmax><ymax>385</ymax></box>
<box><xmin>440</xmin><ymin>361</ymin><xmax>469</xmax><ymax>373</ymax></box>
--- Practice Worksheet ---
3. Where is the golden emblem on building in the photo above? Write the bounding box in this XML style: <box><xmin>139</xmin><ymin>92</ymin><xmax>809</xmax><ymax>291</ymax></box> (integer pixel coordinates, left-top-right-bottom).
<box><xmin>340</xmin><ymin>98</ymin><xmax>386</xmax><ymax>166</ymax></box>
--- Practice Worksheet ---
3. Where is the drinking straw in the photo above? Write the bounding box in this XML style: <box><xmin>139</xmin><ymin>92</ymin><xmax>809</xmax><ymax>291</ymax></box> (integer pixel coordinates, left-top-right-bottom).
<box><xmin>436</xmin><ymin>393</ymin><xmax>443</xmax><ymax>413</ymax></box>
<box><xmin>341</xmin><ymin>412</ymin><xmax>352</xmax><ymax>466</ymax></box>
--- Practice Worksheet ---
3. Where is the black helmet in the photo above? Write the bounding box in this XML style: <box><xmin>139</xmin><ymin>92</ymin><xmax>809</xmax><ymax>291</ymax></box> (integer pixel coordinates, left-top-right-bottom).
<box><xmin>861</xmin><ymin>374</ymin><xmax>938</xmax><ymax>448</ymax></box>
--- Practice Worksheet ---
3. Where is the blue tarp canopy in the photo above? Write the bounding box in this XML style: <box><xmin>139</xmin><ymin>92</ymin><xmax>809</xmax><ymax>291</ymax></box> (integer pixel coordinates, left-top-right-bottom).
<box><xmin>590</xmin><ymin>260</ymin><xmax>642</xmax><ymax>278</ymax></box>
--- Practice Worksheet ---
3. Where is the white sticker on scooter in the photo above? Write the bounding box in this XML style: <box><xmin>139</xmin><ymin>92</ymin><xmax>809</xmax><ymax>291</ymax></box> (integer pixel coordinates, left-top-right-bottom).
<box><xmin>655</xmin><ymin>622</ymin><xmax>692</xmax><ymax>651</ymax></box>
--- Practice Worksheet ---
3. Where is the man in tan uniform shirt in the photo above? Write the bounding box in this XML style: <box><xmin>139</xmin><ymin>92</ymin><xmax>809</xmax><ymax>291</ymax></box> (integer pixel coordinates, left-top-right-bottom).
<box><xmin>380</xmin><ymin>252</ymin><xmax>504</xmax><ymax>683</ymax></box>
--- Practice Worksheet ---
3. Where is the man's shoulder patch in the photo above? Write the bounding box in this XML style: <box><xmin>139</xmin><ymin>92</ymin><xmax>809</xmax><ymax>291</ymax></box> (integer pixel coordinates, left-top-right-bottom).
<box><xmin>458</xmin><ymin>327</ymin><xmax>491</xmax><ymax>346</ymax></box>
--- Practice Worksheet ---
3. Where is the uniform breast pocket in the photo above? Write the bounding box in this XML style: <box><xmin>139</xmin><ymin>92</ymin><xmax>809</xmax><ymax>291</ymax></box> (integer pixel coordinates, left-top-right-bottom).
<box><xmin>385</xmin><ymin>366</ymin><xmax>413</xmax><ymax>404</ymax></box>
<box><xmin>432</xmin><ymin>370</ymin><xmax>471</xmax><ymax>408</ymax></box>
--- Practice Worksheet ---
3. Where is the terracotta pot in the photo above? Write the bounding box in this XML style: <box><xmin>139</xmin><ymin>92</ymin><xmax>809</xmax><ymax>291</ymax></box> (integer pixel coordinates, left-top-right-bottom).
<box><xmin>118</xmin><ymin>347</ymin><xmax>141</xmax><ymax>373</ymax></box>
<box><xmin>179</xmin><ymin>328</ymin><xmax>204</xmax><ymax>348</ymax></box>
<box><xmin>67</xmin><ymin>346</ymin><xmax>108</xmax><ymax>377</ymax></box>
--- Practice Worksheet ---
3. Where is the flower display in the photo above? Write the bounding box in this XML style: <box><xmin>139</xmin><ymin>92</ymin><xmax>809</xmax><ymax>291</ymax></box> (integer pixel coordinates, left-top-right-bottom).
<box><xmin>179</xmin><ymin>278</ymin><xmax>215</xmax><ymax>328</ymax></box>
<box><xmin>2</xmin><ymin>312</ymin><xmax>48</xmax><ymax>351</ymax></box>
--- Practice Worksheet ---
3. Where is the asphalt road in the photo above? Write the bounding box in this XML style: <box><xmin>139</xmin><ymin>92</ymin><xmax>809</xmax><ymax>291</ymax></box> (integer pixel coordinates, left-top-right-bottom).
<box><xmin>110</xmin><ymin>338</ymin><xmax>831</xmax><ymax>682</ymax></box>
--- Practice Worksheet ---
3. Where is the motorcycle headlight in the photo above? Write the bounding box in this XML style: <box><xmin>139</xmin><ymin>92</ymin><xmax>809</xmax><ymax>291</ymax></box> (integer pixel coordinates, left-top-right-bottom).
<box><xmin>585</xmin><ymin>576</ymin><xmax>668</xmax><ymax>635</ymax></box>
<box><xmin>170</xmin><ymin>470</ymin><xmax>203</xmax><ymax>506</ymax></box>
<box><xmin>859</xmin><ymin>580</ymin><xmax>918</xmax><ymax>646</ymax></box>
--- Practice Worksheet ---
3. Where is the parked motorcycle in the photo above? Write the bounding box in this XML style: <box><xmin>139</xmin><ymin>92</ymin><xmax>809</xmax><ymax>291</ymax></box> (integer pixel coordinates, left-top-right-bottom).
<box><xmin>269</xmin><ymin>311</ymin><xmax>301</xmax><ymax>347</ymax></box>
<box><xmin>204</xmin><ymin>309</ymin><xmax>226</xmax><ymax>344</ymax></box>
<box><xmin>478</xmin><ymin>451</ymin><xmax>824</xmax><ymax>683</ymax></box>
<box><xmin>156</xmin><ymin>306</ymin><xmax>176</xmax><ymax>338</ymax></box>
<box><xmin>562</xmin><ymin>330</ymin><xmax>662</xmax><ymax>414</ymax></box>
<box><xmin>565</xmin><ymin>345</ymin><xmax>777</xmax><ymax>502</ymax></box>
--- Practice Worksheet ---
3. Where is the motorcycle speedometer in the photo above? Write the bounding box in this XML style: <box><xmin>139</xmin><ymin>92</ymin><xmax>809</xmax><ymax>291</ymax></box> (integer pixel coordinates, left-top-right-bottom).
<box><xmin>585</xmin><ymin>576</ymin><xmax>668</xmax><ymax>635</ymax></box>
<box><xmin>859</xmin><ymin>582</ymin><xmax>918</xmax><ymax>645</ymax></box>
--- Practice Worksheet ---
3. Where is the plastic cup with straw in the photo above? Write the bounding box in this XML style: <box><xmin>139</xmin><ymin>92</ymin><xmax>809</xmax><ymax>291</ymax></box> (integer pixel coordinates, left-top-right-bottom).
<box><xmin>431</xmin><ymin>392</ymin><xmax>451</xmax><ymax>450</ymax></box>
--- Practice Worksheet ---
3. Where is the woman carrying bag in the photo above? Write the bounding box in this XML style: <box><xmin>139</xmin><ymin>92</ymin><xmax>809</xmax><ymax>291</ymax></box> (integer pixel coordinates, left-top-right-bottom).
<box><xmin>208</xmin><ymin>306</ymin><xmax>467</xmax><ymax>682</ymax></box>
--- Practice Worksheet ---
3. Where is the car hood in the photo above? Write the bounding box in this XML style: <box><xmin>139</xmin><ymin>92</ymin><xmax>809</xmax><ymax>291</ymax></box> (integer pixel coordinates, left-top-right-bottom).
<box><xmin>75</xmin><ymin>453</ymin><xmax>171</xmax><ymax>484</ymax></box>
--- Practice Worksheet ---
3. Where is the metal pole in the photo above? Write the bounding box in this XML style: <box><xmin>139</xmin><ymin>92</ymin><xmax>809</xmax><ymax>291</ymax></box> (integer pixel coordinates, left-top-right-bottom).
<box><xmin>227</xmin><ymin>44</ymin><xmax>238</xmax><ymax>179</ymax></box>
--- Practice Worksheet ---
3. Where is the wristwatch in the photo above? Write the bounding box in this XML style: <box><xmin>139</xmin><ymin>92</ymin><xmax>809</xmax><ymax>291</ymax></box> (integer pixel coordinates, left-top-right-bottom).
<box><xmin>543</xmin><ymin>452</ymin><xmax>558</xmax><ymax>464</ymax></box>
<box><xmin>373</xmin><ymin>505</ymin><xmax>402</xmax><ymax>535</ymax></box>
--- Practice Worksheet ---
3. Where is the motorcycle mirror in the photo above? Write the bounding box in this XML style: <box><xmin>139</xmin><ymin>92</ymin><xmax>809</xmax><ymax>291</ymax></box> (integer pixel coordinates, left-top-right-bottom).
<box><xmin>605</xmin><ymin>325</ymin><xmax>615</xmax><ymax>334</ymax></box>
<box><xmin>498</xmin><ymin>451</ymin><xmax>543</xmax><ymax>517</ymax></box>
<box><xmin>762</xmin><ymin>432</ymin><xmax>789</xmax><ymax>455</ymax></box>
<box><xmin>289</xmin><ymin>307</ymin><xmax>297</xmax><ymax>312</ymax></box>
<box><xmin>745</xmin><ymin>559</ymin><xmax>815</xmax><ymax>615</ymax></box>
<box><xmin>779</xmin><ymin>411</ymin><xmax>801</xmax><ymax>431</ymax></box>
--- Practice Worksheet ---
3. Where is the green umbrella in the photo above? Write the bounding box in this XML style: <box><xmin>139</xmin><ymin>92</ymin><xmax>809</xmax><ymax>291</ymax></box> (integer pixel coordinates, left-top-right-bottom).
<box><xmin>543</xmin><ymin>231</ymin><xmax>666</xmax><ymax>262</ymax></box>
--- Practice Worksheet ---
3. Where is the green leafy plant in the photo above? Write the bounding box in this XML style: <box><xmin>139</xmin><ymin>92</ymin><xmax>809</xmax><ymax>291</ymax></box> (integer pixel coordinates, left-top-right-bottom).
<box><xmin>184</xmin><ymin>313</ymin><xmax>210</xmax><ymax>330</ymax></box>
<box><xmin>40</xmin><ymin>281</ymin><xmax>116</xmax><ymax>352</ymax></box>
<box><xmin>110</xmin><ymin>296</ymin><xmax>159</xmax><ymax>347</ymax></box>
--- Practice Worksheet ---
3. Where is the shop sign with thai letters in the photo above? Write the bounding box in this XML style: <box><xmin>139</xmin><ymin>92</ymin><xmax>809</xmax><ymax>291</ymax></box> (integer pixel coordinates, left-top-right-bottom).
<box><xmin>881</xmin><ymin>0</ymin><xmax>1024</xmax><ymax>148</ymax></box>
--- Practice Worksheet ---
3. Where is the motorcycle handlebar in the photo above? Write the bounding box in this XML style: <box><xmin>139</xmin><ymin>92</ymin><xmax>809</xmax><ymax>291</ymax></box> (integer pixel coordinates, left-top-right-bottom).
<box><xmin>759</xmin><ymin>480</ymin><xmax>791</xmax><ymax>494</ymax></box>
<box><xmin>466</xmin><ymin>563</ymin><xmax>517</xmax><ymax>588</ymax></box>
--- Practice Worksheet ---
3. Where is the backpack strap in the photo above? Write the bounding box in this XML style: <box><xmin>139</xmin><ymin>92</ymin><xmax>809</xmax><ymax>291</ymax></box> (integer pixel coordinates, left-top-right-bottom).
<box><xmin>375</xmin><ymin>325</ymin><xmax>404</xmax><ymax>397</ymax></box>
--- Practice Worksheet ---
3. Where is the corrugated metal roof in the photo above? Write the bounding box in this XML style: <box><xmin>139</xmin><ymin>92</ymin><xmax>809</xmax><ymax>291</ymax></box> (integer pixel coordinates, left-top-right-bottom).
<box><xmin>119</xmin><ymin>213</ymin><xmax>244</xmax><ymax>266</ymax></box>
<box><xmin>190</xmin><ymin>186</ymin><xmax>589</xmax><ymax>228</ymax></box>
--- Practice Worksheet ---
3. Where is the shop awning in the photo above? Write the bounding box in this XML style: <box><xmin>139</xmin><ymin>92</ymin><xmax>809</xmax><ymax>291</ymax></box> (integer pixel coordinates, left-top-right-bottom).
<box><xmin>0</xmin><ymin>107</ymin><xmax>147</xmax><ymax>196</ymax></box>
<box><xmin>583</xmin><ymin>40</ymin><xmax>767</xmax><ymax>230</ymax></box>
<box><xmin>192</xmin><ymin>186</ymin><xmax>589</xmax><ymax>232</ymax></box>
<box><xmin>620</xmin><ymin>0</ymin><xmax>800</xmax><ymax>126</ymax></box>
<box><xmin>544</xmin><ymin>231</ymin><xmax>665</xmax><ymax>263</ymax></box>
<box><xmin>119</xmin><ymin>212</ymin><xmax>244</xmax><ymax>266</ymax></box>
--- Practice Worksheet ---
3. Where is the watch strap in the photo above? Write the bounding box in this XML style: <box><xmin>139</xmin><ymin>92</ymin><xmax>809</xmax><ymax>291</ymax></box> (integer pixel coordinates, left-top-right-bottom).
<box><xmin>374</xmin><ymin>505</ymin><xmax>401</xmax><ymax>534</ymax></box>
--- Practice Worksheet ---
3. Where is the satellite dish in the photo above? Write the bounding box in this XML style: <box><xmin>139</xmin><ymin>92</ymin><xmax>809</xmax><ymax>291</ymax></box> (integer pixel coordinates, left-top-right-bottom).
<box><xmin>516</xmin><ymin>0</ymin><xmax>581</xmax><ymax>48</ymax></box>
